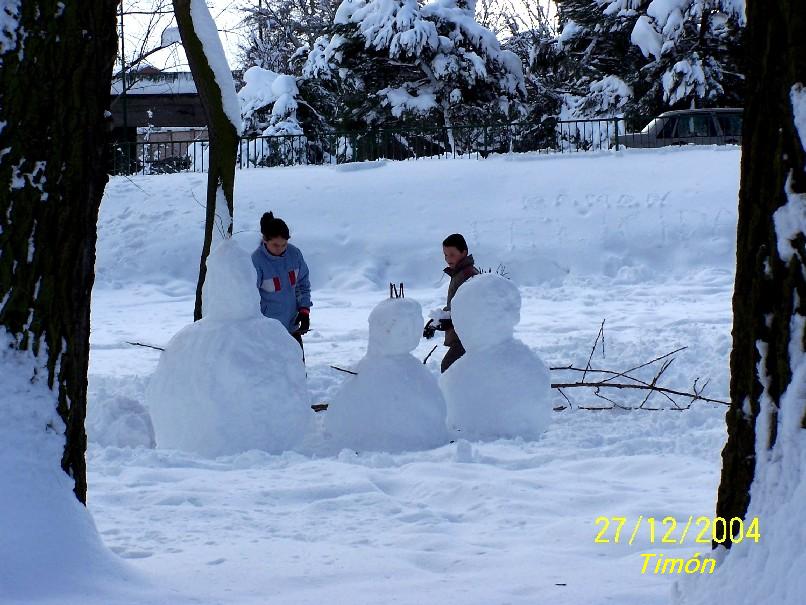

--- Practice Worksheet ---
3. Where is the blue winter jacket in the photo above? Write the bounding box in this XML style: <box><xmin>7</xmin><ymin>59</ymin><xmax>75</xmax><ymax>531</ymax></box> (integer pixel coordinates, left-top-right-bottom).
<box><xmin>251</xmin><ymin>242</ymin><xmax>312</xmax><ymax>332</ymax></box>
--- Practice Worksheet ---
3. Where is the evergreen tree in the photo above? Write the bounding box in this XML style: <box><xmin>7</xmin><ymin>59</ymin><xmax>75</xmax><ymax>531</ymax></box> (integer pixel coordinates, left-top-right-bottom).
<box><xmin>303</xmin><ymin>0</ymin><xmax>526</xmax><ymax>130</ymax></box>
<box><xmin>239</xmin><ymin>0</ymin><xmax>337</xmax><ymax>75</ymax></box>
<box><xmin>547</xmin><ymin>0</ymin><xmax>648</xmax><ymax>118</ymax></box>
<box><xmin>630</xmin><ymin>0</ymin><xmax>744</xmax><ymax>118</ymax></box>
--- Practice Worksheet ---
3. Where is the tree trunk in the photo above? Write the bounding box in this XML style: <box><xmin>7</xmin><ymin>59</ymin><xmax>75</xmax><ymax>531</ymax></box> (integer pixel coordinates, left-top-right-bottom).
<box><xmin>0</xmin><ymin>1</ymin><xmax>119</xmax><ymax>504</ymax></box>
<box><xmin>172</xmin><ymin>0</ymin><xmax>239</xmax><ymax>321</ymax></box>
<box><xmin>716</xmin><ymin>0</ymin><xmax>806</xmax><ymax>537</ymax></box>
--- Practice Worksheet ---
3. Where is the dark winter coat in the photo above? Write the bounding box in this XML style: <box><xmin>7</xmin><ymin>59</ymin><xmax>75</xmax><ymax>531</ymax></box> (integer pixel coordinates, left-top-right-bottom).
<box><xmin>251</xmin><ymin>242</ymin><xmax>312</xmax><ymax>332</ymax></box>
<box><xmin>443</xmin><ymin>254</ymin><xmax>479</xmax><ymax>346</ymax></box>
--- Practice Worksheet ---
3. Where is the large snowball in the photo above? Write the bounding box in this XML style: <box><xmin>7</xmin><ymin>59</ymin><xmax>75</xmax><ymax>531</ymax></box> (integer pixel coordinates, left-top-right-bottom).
<box><xmin>146</xmin><ymin>241</ymin><xmax>311</xmax><ymax>456</ymax></box>
<box><xmin>440</xmin><ymin>339</ymin><xmax>552</xmax><ymax>441</ymax></box>
<box><xmin>326</xmin><ymin>298</ymin><xmax>448</xmax><ymax>452</ymax></box>
<box><xmin>451</xmin><ymin>273</ymin><xmax>520</xmax><ymax>350</ymax></box>
<box><xmin>202</xmin><ymin>239</ymin><xmax>262</xmax><ymax>321</ymax></box>
<box><xmin>440</xmin><ymin>275</ymin><xmax>552</xmax><ymax>441</ymax></box>
<box><xmin>367</xmin><ymin>298</ymin><xmax>423</xmax><ymax>356</ymax></box>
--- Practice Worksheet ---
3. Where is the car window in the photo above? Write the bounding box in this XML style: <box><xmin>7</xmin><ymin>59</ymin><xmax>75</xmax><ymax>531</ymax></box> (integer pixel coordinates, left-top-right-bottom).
<box><xmin>676</xmin><ymin>114</ymin><xmax>716</xmax><ymax>138</ymax></box>
<box><xmin>717</xmin><ymin>114</ymin><xmax>742</xmax><ymax>136</ymax></box>
<box><xmin>656</xmin><ymin>117</ymin><xmax>676</xmax><ymax>139</ymax></box>
<box><xmin>640</xmin><ymin>118</ymin><xmax>661</xmax><ymax>134</ymax></box>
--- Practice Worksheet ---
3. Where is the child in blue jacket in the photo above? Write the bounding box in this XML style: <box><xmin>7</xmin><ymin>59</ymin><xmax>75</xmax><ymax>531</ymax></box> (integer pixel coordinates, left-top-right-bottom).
<box><xmin>251</xmin><ymin>212</ymin><xmax>312</xmax><ymax>347</ymax></box>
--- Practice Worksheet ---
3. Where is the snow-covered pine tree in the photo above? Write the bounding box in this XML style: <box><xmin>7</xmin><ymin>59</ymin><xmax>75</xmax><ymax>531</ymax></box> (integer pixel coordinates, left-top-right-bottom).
<box><xmin>302</xmin><ymin>0</ymin><xmax>526</xmax><ymax>131</ymax></box>
<box><xmin>239</xmin><ymin>0</ymin><xmax>337</xmax><ymax>75</ymax></box>
<box><xmin>629</xmin><ymin>0</ymin><xmax>744</xmax><ymax>118</ymax></box>
<box><xmin>548</xmin><ymin>0</ymin><xmax>648</xmax><ymax>118</ymax></box>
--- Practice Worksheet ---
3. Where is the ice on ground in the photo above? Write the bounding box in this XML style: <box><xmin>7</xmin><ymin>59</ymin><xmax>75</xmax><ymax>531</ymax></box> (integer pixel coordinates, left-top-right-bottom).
<box><xmin>326</xmin><ymin>298</ymin><xmax>448</xmax><ymax>452</ymax></box>
<box><xmin>441</xmin><ymin>274</ymin><xmax>552</xmax><ymax>440</ymax></box>
<box><xmin>146</xmin><ymin>240</ymin><xmax>312</xmax><ymax>457</ymax></box>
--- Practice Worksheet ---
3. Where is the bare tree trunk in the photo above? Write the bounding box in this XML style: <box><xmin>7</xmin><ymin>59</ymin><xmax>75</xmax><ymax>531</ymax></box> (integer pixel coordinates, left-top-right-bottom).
<box><xmin>716</xmin><ymin>0</ymin><xmax>806</xmax><ymax>537</ymax></box>
<box><xmin>0</xmin><ymin>0</ymin><xmax>119</xmax><ymax>503</ymax></box>
<box><xmin>173</xmin><ymin>0</ymin><xmax>239</xmax><ymax>321</ymax></box>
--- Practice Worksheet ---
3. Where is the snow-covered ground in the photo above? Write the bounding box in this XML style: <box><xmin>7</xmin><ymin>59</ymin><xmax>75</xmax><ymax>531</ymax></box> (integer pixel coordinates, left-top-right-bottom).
<box><xmin>34</xmin><ymin>147</ymin><xmax>742</xmax><ymax>604</ymax></box>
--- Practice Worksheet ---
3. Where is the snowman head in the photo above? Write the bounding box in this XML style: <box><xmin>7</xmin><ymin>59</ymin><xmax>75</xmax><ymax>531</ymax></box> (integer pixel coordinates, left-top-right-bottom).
<box><xmin>202</xmin><ymin>239</ymin><xmax>262</xmax><ymax>321</ymax></box>
<box><xmin>367</xmin><ymin>298</ymin><xmax>423</xmax><ymax>356</ymax></box>
<box><xmin>450</xmin><ymin>273</ymin><xmax>521</xmax><ymax>350</ymax></box>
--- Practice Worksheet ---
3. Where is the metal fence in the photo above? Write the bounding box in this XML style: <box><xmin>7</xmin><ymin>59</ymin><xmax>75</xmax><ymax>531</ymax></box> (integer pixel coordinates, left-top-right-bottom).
<box><xmin>109</xmin><ymin>116</ymin><xmax>741</xmax><ymax>176</ymax></box>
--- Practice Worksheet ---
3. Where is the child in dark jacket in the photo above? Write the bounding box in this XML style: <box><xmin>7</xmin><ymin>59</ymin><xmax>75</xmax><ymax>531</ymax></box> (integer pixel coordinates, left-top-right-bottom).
<box><xmin>423</xmin><ymin>233</ymin><xmax>479</xmax><ymax>372</ymax></box>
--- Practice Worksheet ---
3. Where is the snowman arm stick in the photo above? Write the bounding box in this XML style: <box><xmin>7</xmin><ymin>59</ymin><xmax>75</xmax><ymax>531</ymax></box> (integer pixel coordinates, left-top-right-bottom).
<box><xmin>423</xmin><ymin>345</ymin><xmax>438</xmax><ymax>364</ymax></box>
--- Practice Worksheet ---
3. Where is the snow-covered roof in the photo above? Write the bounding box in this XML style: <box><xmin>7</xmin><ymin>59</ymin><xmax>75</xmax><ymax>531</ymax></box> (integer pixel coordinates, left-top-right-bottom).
<box><xmin>111</xmin><ymin>72</ymin><xmax>198</xmax><ymax>96</ymax></box>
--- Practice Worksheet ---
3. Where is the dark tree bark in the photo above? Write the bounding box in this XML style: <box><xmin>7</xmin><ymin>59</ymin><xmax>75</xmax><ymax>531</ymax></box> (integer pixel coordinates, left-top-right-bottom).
<box><xmin>172</xmin><ymin>0</ymin><xmax>239</xmax><ymax>321</ymax></box>
<box><xmin>0</xmin><ymin>1</ymin><xmax>119</xmax><ymax>503</ymax></box>
<box><xmin>716</xmin><ymin>0</ymin><xmax>806</xmax><ymax>536</ymax></box>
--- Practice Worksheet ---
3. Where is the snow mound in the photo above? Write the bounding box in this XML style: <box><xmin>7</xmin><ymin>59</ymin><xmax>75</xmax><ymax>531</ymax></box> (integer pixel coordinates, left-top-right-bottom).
<box><xmin>87</xmin><ymin>394</ymin><xmax>156</xmax><ymax>449</ymax></box>
<box><xmin>0</xmin><ymin>333</ymin><xmax>138</xmax><ymax>600</ymax></box>
<box><xmin>326</xmin><ymin>298</ymin><xmax>448</xmax><ymax>452</ymax></box>
<box><xmin>450</xmin><ymin>273</ymin><xmax>520</xmax><ymax>349</ymax></box>
<box><xmin>146</xmin><ymin>241</ymin><xmax>312</xmax><ymax>457</ymax></box>
<box><xmin>440</xmin><ymin>274</ymin><xmax>552</xmax><ymax>441</ymax></box>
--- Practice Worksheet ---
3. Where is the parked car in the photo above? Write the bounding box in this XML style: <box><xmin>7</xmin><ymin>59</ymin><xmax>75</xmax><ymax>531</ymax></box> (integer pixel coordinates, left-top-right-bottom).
<box><xmin>620</xmin><ymin>108</ymin><xmax>742</xmax><ymax>148</ymax></box>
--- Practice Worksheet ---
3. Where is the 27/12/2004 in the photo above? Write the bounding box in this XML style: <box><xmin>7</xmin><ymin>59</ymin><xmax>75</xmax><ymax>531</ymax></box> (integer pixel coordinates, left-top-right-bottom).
<box><xmin>593</xmin><ymin>515</ymin><xmax>761</xmax><ymax>546</ymax></box>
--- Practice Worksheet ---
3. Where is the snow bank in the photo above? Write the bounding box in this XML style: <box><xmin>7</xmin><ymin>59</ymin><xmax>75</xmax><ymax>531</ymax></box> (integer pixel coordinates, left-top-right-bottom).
<box><xmin>0</xmin><ymin>333</ymin><xmax>138</xmax><ymax>600</ymax></box>
<box><xmin>326</xmin><ymin>298</ymin><xmax>448</xmax><ymax>452</ymax></box>
<box><xmin>146</xmin><ymin>240</ymin><xmax>311</xmax><ymax>456</ymax></box>
<box><xmin>440</xmin><ymin>274</ymin><xmax>552</xmax><ymax>441</ymax></box>
<box><xmin>98</xmin><ymin>148</ymin><xmax>741</xmax><ymax>294</ymax></box>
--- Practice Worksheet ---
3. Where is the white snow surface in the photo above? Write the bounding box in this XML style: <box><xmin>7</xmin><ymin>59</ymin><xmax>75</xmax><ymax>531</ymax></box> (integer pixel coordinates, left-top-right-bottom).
<box><xmin>0</xmin><ymin>0</ymin><xmax>20</xmax><ymax>57</ymax></box>
<box><xmin>188</xmin><ymin>0</ymin><xmax>242</xmax><ymax>134</ymax></box>
<box><xmin>441</xmin><ymin>274</ymin><xmax>552</xmax><ymax>441</ymax></box>
<box><xmin>5</xmin><ymin>146</ymin><xmax>760</xmax><ymax>604</ymax></box>
<box><xmin>772</xmin><ymin>84</ymin><xmax>806</xmax><ymax>264</ymax></box>
<box><xmin>0</xmin><ymin>333</ymin><xmax>140</xmax><ymax>602</ymax></box>
<box><xmin>674</xmin><ymin>274</ymin><xmax>806</xmax><ymax>605</ymax></box>
<box><xmin>632</xmin><ymin>15</ymin><xmax>663</xmax><ymax>59</ymax></box>
<box><xmin>791</xmin><ymin>83</ymin><xmax>806</xmax><ymax>160</ymax></box>
<box><xmin>145</xmin><ymin>240</ymin><xmax>311</xmax><ymax>457</ymax></box>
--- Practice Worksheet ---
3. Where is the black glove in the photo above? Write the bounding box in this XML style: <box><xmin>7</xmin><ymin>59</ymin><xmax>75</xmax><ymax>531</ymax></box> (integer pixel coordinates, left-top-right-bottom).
<box><xmin>423</xmin><ymin>319</ymin><xmax>437</xmax><ymax>339</ymax></box>
<box><xmin>437</xmin><ymin>318</ymin><xmax>453</xmax><ymax>331</ymax></box>
<box><xmin>295</xmin><ymin>310</ymin><xmax>310</xmax><ymax>334</ymax></box>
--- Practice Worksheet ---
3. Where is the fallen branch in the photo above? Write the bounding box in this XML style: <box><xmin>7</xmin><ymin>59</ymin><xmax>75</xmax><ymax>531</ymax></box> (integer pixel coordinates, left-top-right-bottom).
<box><xmin>549</xmin><ymin>380</ymin><xmax>728</xmax><ymax>406</ymax></box>
<box><xmin>126</xmin><ymin>341</ymin><xmax>165</xmax><ymax>352</ymax></box>
<box><xmin>330</xmin><ymin>365</ymin><xmax>358</xmax><ymax>375</ymax></box>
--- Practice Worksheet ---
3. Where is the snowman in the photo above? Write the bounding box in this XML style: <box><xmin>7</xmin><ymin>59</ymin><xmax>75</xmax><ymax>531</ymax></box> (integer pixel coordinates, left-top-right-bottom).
<box><xmin>439</xmin><ymin>273</ymin><xmax>552</xmax><ymax>441</ymax></box>
<box><xmin>325</xmin><ymin>296</ymin><xmax>448</xmax><ymax>453</ymax></box>
<box><xmin>146</xmin><ymin>239</ymin><xmax>311</xmax><ymax>457</ymax></box>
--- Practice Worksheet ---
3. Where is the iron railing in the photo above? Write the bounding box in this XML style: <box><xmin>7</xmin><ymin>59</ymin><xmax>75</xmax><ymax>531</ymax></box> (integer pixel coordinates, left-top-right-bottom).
<box><xmin>109</xmin><ymin>117</ymin><xmax>741</xmax><ymax>176</ymax></box>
